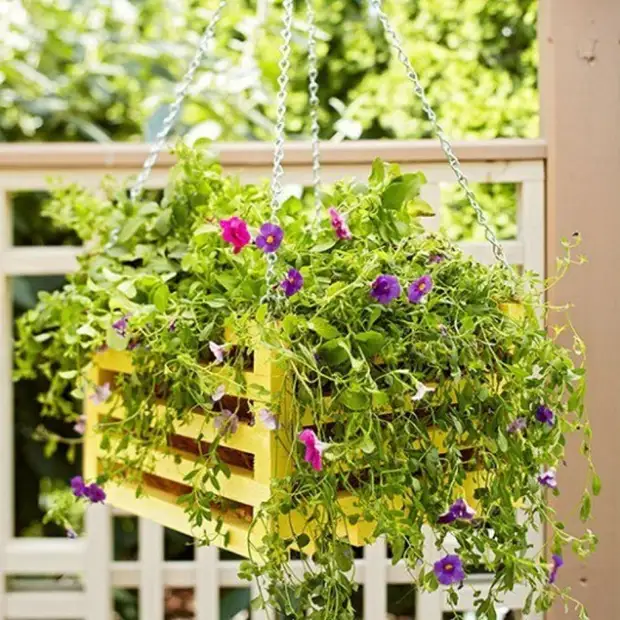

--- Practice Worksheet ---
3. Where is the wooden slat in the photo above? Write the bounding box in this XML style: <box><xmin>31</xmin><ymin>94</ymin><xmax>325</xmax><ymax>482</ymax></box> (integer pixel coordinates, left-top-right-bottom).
<box><xmin>0</xmin><ymin>139</ymin><xmax>547</xmax><ymax>170</ymax></box>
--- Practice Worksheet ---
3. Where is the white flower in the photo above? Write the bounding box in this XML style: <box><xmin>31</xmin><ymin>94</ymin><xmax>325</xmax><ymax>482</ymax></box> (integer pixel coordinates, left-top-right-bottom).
<box><xmin>412</xmin><ymin>383</ymin><xmax>435</xmax><ymax>401</ymax></box>
<box><xmin>211</xmin><ymin>384</ymin><xmax>226</xmax><ymax>402</ymax></box>
<box><xmin>209</xmin><ymin>341</ymin><xmax>225</xmax><ymax>364</ymax></box>
<box><xmin>258</xmin><ymin>408</ymin><xmax>279</xmax><ymax>431</ymax></box>
<box><xmin>89</xmin><ymin>382</ymin><xmax>111</xmax><ymax>405</ymax></box>
<box><xmin>528</xmin><ymin>365</ymin><xmax>543</xmax><ymax>380</ymax></box>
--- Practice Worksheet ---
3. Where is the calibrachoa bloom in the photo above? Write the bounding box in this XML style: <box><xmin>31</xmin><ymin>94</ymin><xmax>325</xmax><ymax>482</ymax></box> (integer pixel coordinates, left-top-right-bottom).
<box><xmin>85</xmin><ymin>483</ymin><xmax>106</xmax><ymax>503</ymax></box>
<box><xmin>536</xmin><ymin>404</ymin><xmax>555</xmax><ymax>426</ymax></box>
<box><xmin>214</xmin><ymin>409</ymin><xmax>239</xmax><ymax>435</ymax></box>
<box><xmin>258</xmin><ymin>408</ymin><xmax>279</xmax><ymax>431</ymax></box>
<box><xmin>408</xmin><ymin>275</ymin><xmax>433</xmax><ymax>304</ymax></box>
<box><xmin>298</xmin><ymin>429</ymin><xmax>326</xmax><ymax>471</ymax></box>
<box><xmin>211</xmin><ymin>384</ymin><xmax>226</xmax><ymax>402</ymax></box>
<box><xmin>433</xmin><ymin>554</ymin><xmax>466</xmax><ymax>585</ymax></box>
<box><xmin>538</xmin><ymin>468</ymin><xmax>558</xmax><ymax>489</ymax></box>
<box><xmin>112</xmin><ymin>314</ymin><xmax>130</xmax><ymax>337</ymax></box>
<box><xmin>66</xmin><ymin>527</ymin><xmax>78</xmax><ymax>539</ymax></box>
<box><xmin>255</xmin><ymin>223</ymin><xmax>284</xmax><ymax>253</ymax></box>
<box><xmin>429</xmin><ymin>254</ymin><xmax>444</xmax><ymax>264</ymax></box>
<box><xmin>507</xmin><ymin>417</ymin><xmax>528</xmax><ymax>433</ymax></box>
<box><xmin>438</xmin><ymin>498</ymin><xmax>476</xmax><ymax>524</ymax></box>
<box><xmin>413</xmin><ymin>382</ymin><xmax>435</xmax><ymax>401</ymax></box>
<box><xmin>370</xmin><ymin>275</ymin><xmax>401</xmax><ymax>305</ymax></box>
<box><xmin>281</xmin><ymin>269</ymin><xmax>304</xmax><ymax>297</ymax></box>
<box><xmin>89</xmin><ymin>382</ymin><xmax>111</xmax><ymax>406</ymax></box>
<box><xmin>328</xmin><ymin>208</ymin><xmax>352</xmax><ymax>240</ymax></box>
<box><xmin>71</xmin><ymin>476</ymin><xmax>87</xmax><ymax>497</ymax></box>
<box><xmin>209</xmin><ymin>341</ymin><xmax>225</xmax><ymax>364</ymax></box>
<box><xmin>73</xmin><ymin>415</ymin><xmax>86</xmax><ymax>435</ymax></box>
<box><xmin>220</xmin><ymin>216</ymin><xmax>251</xmax><ymax>253</ymax></box>
<box><xmin>549</xmin><ymin>554</ymin><xmax>564</xmax><ymax>584</ymax></box>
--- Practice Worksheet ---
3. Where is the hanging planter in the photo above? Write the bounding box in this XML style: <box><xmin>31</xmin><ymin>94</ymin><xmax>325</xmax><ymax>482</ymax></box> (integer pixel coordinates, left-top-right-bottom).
<box><xmin>13</xmin><ymin>1</ymin><xmax>597</xmax><ymax>618</ymax></box>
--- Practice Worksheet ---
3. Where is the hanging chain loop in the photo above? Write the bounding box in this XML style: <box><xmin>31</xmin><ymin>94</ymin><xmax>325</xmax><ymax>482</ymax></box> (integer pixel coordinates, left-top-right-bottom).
<box><xmin>262</xmin><ymin>0</ymin><xmax>295</xmax><ymax>303</ymax></box>
<box><xmin>306</xmin><ymin>0</ymin><xmax>322</xmax><ymax>224</ymax></box>
<box><xmin>129</xmin><ymin>0</ymin><xmax>227</xmax><ymax>203</ymax></box>
<box><xmin>369</xmin><ymin>0</ymin><xmax>509</xmax><ymax>269</ymax></box>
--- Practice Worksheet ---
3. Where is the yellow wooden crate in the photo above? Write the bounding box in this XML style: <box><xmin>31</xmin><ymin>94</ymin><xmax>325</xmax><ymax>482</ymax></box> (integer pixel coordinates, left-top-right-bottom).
<box><xmin>84</xmin><ymin>306</ymin><xmax>522</xmax><ymax>558</ymax></box>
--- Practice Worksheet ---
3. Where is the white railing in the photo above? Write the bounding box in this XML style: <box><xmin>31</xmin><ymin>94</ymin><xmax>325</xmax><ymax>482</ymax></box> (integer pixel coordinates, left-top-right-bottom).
<box><xmin>0</xmin><ymin>139</ymin><xmax>546</xmax><ymax>620</ymax></box>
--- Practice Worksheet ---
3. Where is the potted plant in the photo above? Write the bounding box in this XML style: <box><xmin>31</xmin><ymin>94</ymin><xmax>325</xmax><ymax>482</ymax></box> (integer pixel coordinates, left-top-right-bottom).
<box><xmin>15</xmin><ymin>143</ymin><xmax>596</xmax><ymax>618</ymax></box>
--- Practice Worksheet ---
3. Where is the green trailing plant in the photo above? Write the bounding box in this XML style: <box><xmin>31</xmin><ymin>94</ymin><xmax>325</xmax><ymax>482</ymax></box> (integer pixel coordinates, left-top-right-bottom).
<box><xmin>14</xmin><ymin>144</ymin><xmax>596</xmax><ymax>619</ymax></box>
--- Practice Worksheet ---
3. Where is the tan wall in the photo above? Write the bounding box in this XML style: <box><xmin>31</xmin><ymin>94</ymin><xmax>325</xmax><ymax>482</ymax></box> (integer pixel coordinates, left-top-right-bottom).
<box><xmin>540</xmin><ymin>1</ymin><xmax>620</xmax><ymax>617</ymax></box>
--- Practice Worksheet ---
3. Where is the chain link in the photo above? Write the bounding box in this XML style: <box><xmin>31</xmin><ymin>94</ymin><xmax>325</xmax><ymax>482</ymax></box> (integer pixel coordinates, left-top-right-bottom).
<box><xmin>368</xmin><ymin>0</ymin><xmax>509</xmax><ymax>269</ymax></box>
<box><xmin>129</xmin><ymin>0</ymin><xmax>227</xmax><ymax>203</ymax></box>
<box><xmin>263</xmin><ymin>0</ymin><xmax>295</xmax><ymax>303</ymax></box>
<box><xmin>306</xmin><ymin>0</ymin><xmax>322</xmax><ymax>224</ymax></box>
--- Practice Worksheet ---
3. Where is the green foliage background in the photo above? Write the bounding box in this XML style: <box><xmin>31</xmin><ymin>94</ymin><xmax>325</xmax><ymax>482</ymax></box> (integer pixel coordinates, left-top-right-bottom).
<box><xmin>4</xmin><ymin>1</ymin><xmax>537</xmax><ymax>617</ymax></box>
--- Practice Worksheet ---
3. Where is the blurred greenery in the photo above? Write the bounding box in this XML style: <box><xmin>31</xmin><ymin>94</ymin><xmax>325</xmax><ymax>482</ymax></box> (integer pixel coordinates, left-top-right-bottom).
<box><xmin>5</xmin><ymin>1</ymin><xmax>536</xmax><ymax>616</ymax></box>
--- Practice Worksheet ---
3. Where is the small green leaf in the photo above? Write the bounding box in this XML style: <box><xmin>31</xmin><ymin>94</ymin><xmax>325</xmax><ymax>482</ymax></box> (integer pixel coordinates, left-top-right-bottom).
<box><xmin>309</xmin><ymin>317</ymin><xmax>341</xmax><ymax>340</ymax></box>
<box><xmin>151</xmin><ymin>283</ymin><xmax>170</xmax><ymax>312</ymax></box>
<box><xmin>592</xmin><ymin>474</ymin><xmax>602</xmax><ymax>496</ymax></box>
<box><xmin>355</xmin><ymin>330</ymin><xmax>385</xmax><ymax>356</ymax></box>
<box><xmin>117</xmin><ymin>217</ymin><xmax>143</xmax><ymax>244</ymax></box>
<box><xmin>580</xmin><ymin>491</ymin><xmax>592</xmax><ymax>522</ymax></box>
<box><xmin>340</xmin><ymin>388</ymin><xmax>370</xmax><ymax>411</ymax></box>
<box><xmin>58</xmin><ymin>370</ymin><xmax>78</xmax><ymax>379</ymax></box>
<box><xmin>296</xmin><ymin>533</ymin><xmax>311</xmax><ymax>548</ymax></box>
<box><xmin>361</xmin><ymin>436</ymin><xmax>376</xmax><ymax>454</ymax></box>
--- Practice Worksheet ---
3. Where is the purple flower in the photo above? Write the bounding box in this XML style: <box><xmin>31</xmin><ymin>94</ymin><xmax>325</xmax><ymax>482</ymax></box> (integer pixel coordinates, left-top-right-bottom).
<box><xmin>407</xmin><ymin>275</ymin><xmax>433</xmax><ymax>304</ymax></box>
<box><xmin>112</xmin><ymin>314</ymin><xmax>130</xmax><ymax>337</ymax></box>
<box><xmin>255</xmin><ymin>223</ymin><xmax>284</xmax><ymax>253</ymax></box>
<box><xmin>209</xmin><ymin>341</ymin><xmax>225</xmax><ymax>364</ymax></box>
<box><xmin>220</xmin><ymin>216</ymin><xmax>251</xmax><ymax>254</ymax></box>
<box><xmin>328</xmin><ymin>208</ymin><xmax>352</xmax><ymax>240</ymax></box>
<box><xmin>536</xmin><ymin>404</ymin><xmax>555</xmax><ymax>426</ymax></box>
<box><xmin>89</xmin><ymin>382</ymin><xmax>111</xmax><ymax>406</ymax></box>
<box><xmin>370</xmin><ymin>275</ymin><xmax>401</xmax><ymax>305</ymax></box>
<box><xmin>433</xmin><ymin>554</ymin><xmax>466</xmax><ymax>586</ymax></box>
<box><xmin>66</xmin><ymin>527</ymin><xmax>78</xmax><ymax>539</ymax></box>
<box><xmin>538</xmin><ymin>468</ymin><xmax>557</xmax><ymax>489</ymax></box>
<box><xmin>84</xmin><ymin>483</ymin><xmax>106</xmax><ymax>504</ymax></box>
<box><xmin>127</xmin><ymin>339</ymin><xmax>140</xmax><ymax>351</ymax></box>
<box><xmin>73</xmin><ymin>415</ymin><xmax>87</xmax><ymax>435</ymax></box>
<box><xmin>507</xmin><ymin>417</ymin><xmax>528</xmax><ymax>433</ymax></box>
<box><xmin>211</xmin><ymin>384</ymin><xmax>226</xmax><ymax>402</ymax></box>
<box><xmin>168</xmin><ymin>318</ymin><xmax>177</xmax><ymax>332</ymax></box>
<box><xmin>549</xmin><ymin>554</ymin><xmax>563</xmax><ymax>584</ymax></box>
<box><xmin>438</xmin><ymin>498</ymin><xmax>476</xmax><ymax>524</ymax></box>
<box><xmin>214</xmin><ymin>409</ymin><xmax>239</xmax><ymax>435</ymax></box>
<box><xmin>71</xmin><ymin>476</ymin><xmax>87</xmax><ymax>498</ymax></box>
<box><xmin>281</xmin><ymin>269</ymin><xmax>304</xmax><ymax>297</ymax></box>
<box><xmin>429</xmin><ymin>254</ymin><xmax>444</xmax><ymax>264</ymax></box>
<box><xmin>258</xmin><ymin>408</ymin><xmax>279</xmax><ymax>431</ymax></box>
<box><xmin>299</xmin><ymin>429</ymin><xmax>326</xmax><ymax>471</ymax></box>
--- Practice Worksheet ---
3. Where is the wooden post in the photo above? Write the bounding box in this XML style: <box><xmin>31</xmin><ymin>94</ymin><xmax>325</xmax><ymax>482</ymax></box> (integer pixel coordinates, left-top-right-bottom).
<box><xmin>539</xmin><ymin>2</ymin><xmax>620</xmax><ymax>618</ymax></box>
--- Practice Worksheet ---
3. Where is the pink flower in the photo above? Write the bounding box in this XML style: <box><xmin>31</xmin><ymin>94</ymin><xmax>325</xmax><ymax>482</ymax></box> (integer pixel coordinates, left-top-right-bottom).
<box><xmin>89</xmin><ymin>383</ymin><xmax>111</xmax><ymax>405</ymax></box>
<box><xmin>73</xmin><ymin>415</ymin><xmax>87</xmax><ymax>435</ymax></box>
<box><xmin>258</xmin><ymin>408</ymin><xmax>279</xmax><ymax>430</ymax></box>
<box><xmin>209</xmin><ymin>341</ymin><xmax>225</xmax><ymax>364</ymax></box>
<box><xmin>298</xmin><ymin>429</ymin><xmax>326</xmax><ymax>471</ymax></box>
<box><xmin>328</xmin><ymin>208</ymin><xmax>352</xmax><ymax>240</ymax></box>
<box><xmin>220</xmin><ymin>217</ymin><xmax>251</xmax><ymax>253</ymax></box>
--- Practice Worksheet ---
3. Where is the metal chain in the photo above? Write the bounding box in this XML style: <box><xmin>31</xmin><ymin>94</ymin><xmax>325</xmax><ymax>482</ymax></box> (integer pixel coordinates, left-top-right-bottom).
<box><xmin>263</xmin><ymin>0</ymin><xmax>295</xmax><ymax>302</ymax></box>
<box><xmin>368</xmin><ymin>0</ymin><xmax>509</xmax><ymax>269</ymax></box>
<box><xmin>129</xmin><ymin>0</ymin><xmax>227</xmax><ymax>203</ymax></box>
<box><xmin>306</xmin><ymin>0</ymin><xmax>322</xmax><ymax>224</ymax></box>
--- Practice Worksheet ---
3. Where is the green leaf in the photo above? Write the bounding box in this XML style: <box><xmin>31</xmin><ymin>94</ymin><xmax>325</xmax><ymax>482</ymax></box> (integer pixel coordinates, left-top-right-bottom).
<box><xmin>390</xmin><ymin>538</ymin><xmax>405</xmax><ymax>564</ymax></box>
<box><xmin>106</xmin><ymin>326</ymin><xmax>128</xmax><ymax>351</ymax></box>
<box><xmin>360</xmin><ymin>436</ymin><xmax>376</xmax><ymax>454</ymax></box>
<box><xmin>76</xmin><ymin>323</ymin><xmax>99</xmax><ymax>338</ymax></box>
<box><xmin>317</xmin><ymin>339</ymin><xmax>349</xmax><ymax>367</ymax></box>
<box><xmin>340</xmin><ymin>388</ymin><xmax>370</xmax><ymax>411</ymax></box>
<box><xmin>151</xmin><ymin>283</ymin><xmax>170</xmax><ymax>312</ymax></box>
<box><xmin>355</xmin><ymin>330</ymin><xmax>385</xmax><ymax>356</ymax></box>
<box><xmin>296</xmin><ymin>533</ymin><xmax>311</xmax><ymax>548</ymax></box>
<box><xmin>369</xmin><ymin>157</ymin><xmax>385</xmax><ymax>186</ymax></box>
<box><xmin>382</xmin><ymin>173</ymin><xmax>425</xmax><ymax>211</ymax></box>
<box><xmin>311</xmin><ymin>238</ymin><xmax>337</xmax><ymax>253</ymax></box>
<box><xmin>117</xmin><ymin>279</ymin><xmax>137</xmax><ymax>299</ymax></box>
<box><xmin>154</xmin><ymin>209</ymin><xmax>171</xmax><ymax>236</ymax></box>
<box><xmin>309</xmin><ymin>317</ymin><xmax>341</xmax><ymax>340</ymax></box>
<box><xmin>592</xmin><ymin>474</ymin><xmax>602</xmax><ymax>496</ymax></box>
<box><xmin>580</xmin><ymin>491</ymin><xmax>592</xmax><ymax>522</ymax></box>
<box><xmin>117</xmin><ymin>217</ymin><xmax>143</xmax><ymax>244</ymax></box>
<box><xmin>58</xmin><ymin>370</ymin><xmax>78</xmax><ymax>379</ymax></box>
<box><xmin>334</xmin><ymin>545</ymin><xmax>353</xmax><ymax>572</ymax></box>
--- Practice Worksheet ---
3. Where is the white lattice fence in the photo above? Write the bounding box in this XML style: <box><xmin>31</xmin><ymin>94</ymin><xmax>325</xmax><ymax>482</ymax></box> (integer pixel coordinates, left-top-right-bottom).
<box><xmin>0</xmin><ymin>140</ymin><xmax>546</xmax><ymax>620</ymax></box>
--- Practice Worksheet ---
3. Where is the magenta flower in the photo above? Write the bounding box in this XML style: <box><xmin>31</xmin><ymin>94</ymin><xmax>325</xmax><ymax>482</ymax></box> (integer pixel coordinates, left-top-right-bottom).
<box><xmin>298</xmin><ymin>429</ymin><xmax>326</xmax><ymax>471</ymax></box>
<box><xmin>429</xmin><ymin>254</ymin><xmax>444</xmax><ymax>264</ymax></box>
<box><xmin>507</xmin><ymin>417</ymin><xmax>527</xmax><ymax>433</ymax></box>
<box><xmin>538</xmin><ymin>468</ymin><xmax>557</xmax><ymax>489</ymax></box>
<box><xmin>89</xmin><ymin>382</ymin><xmax>111</xmax><ymax>406</ymax></box>
<box><xmin>370</xmin><ymin>275</ymin><xmax>401</xmax><ymax>305</ymax></box>
<box><xmin>433</xmin><ymin>554</ymin><xmax>466</xmax><ymax>585</ymax></box>
<box><xmin>256</xmin><ymin>223</ymin><xmax>284</xmax><ymax>253</ymax></box>
<box><xmin>112</xmin><ymin>314</ymin><xmax>130</xmax><ymax>337</ymax></box>
<box><xmin>281</xmin><ymin>269</ymin><xmax>304</xmax><ymax>297</ymax></box>
<box><xmin>71</xmin><ymin>476</ymin><xmax>87</xmax><ymax>498</ymax></box>
<box><xmin>438</xmin><ymin>498</ymin><xmax>476</xmax><ymax>524</ymax></box>
<box><xmin>536</xmin><ymin>404</ymin><xmax>555</xmax><ymax>426</ymax></box>
<box><xmin>220</xmin><ymin>216</ymin><xmax>251</xmax><ymax>254</ymax></box>
<box><xmin>328</xmin><ymin>208</ymin><xmax>352</xmax><ymax>240</ymax></box>
<box><xmin>85</xmin><ymin>483</ymin><xmax>106</xmax><ymax>504</ymax></box>
<box><xmin>549</xmin><ymin>554</ymin><xmax>564</xmax><ymax>584</ymax></box>
<box><xmin>73</xmin><ymin>415</ymin><xmax>87</xmax><ymax>435</ymax></box>
<box><xmin>258</xmin><ymin>408</ymin><xmax>279</xmax><ymax>431</ymax></box>
<box><xmin>214</xmin><ymin>409</ymin><xmax>239</xmax><ymax>435</ymax></box>
<box><xmin>209</xmin><ymin>341</ymin><xmax>225</xmax><ymax>364</ymax></box>
<box><xmin>407</xmin><ymin>275</ymin><xmax>433</xmax><ymax>304</ymax></box>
